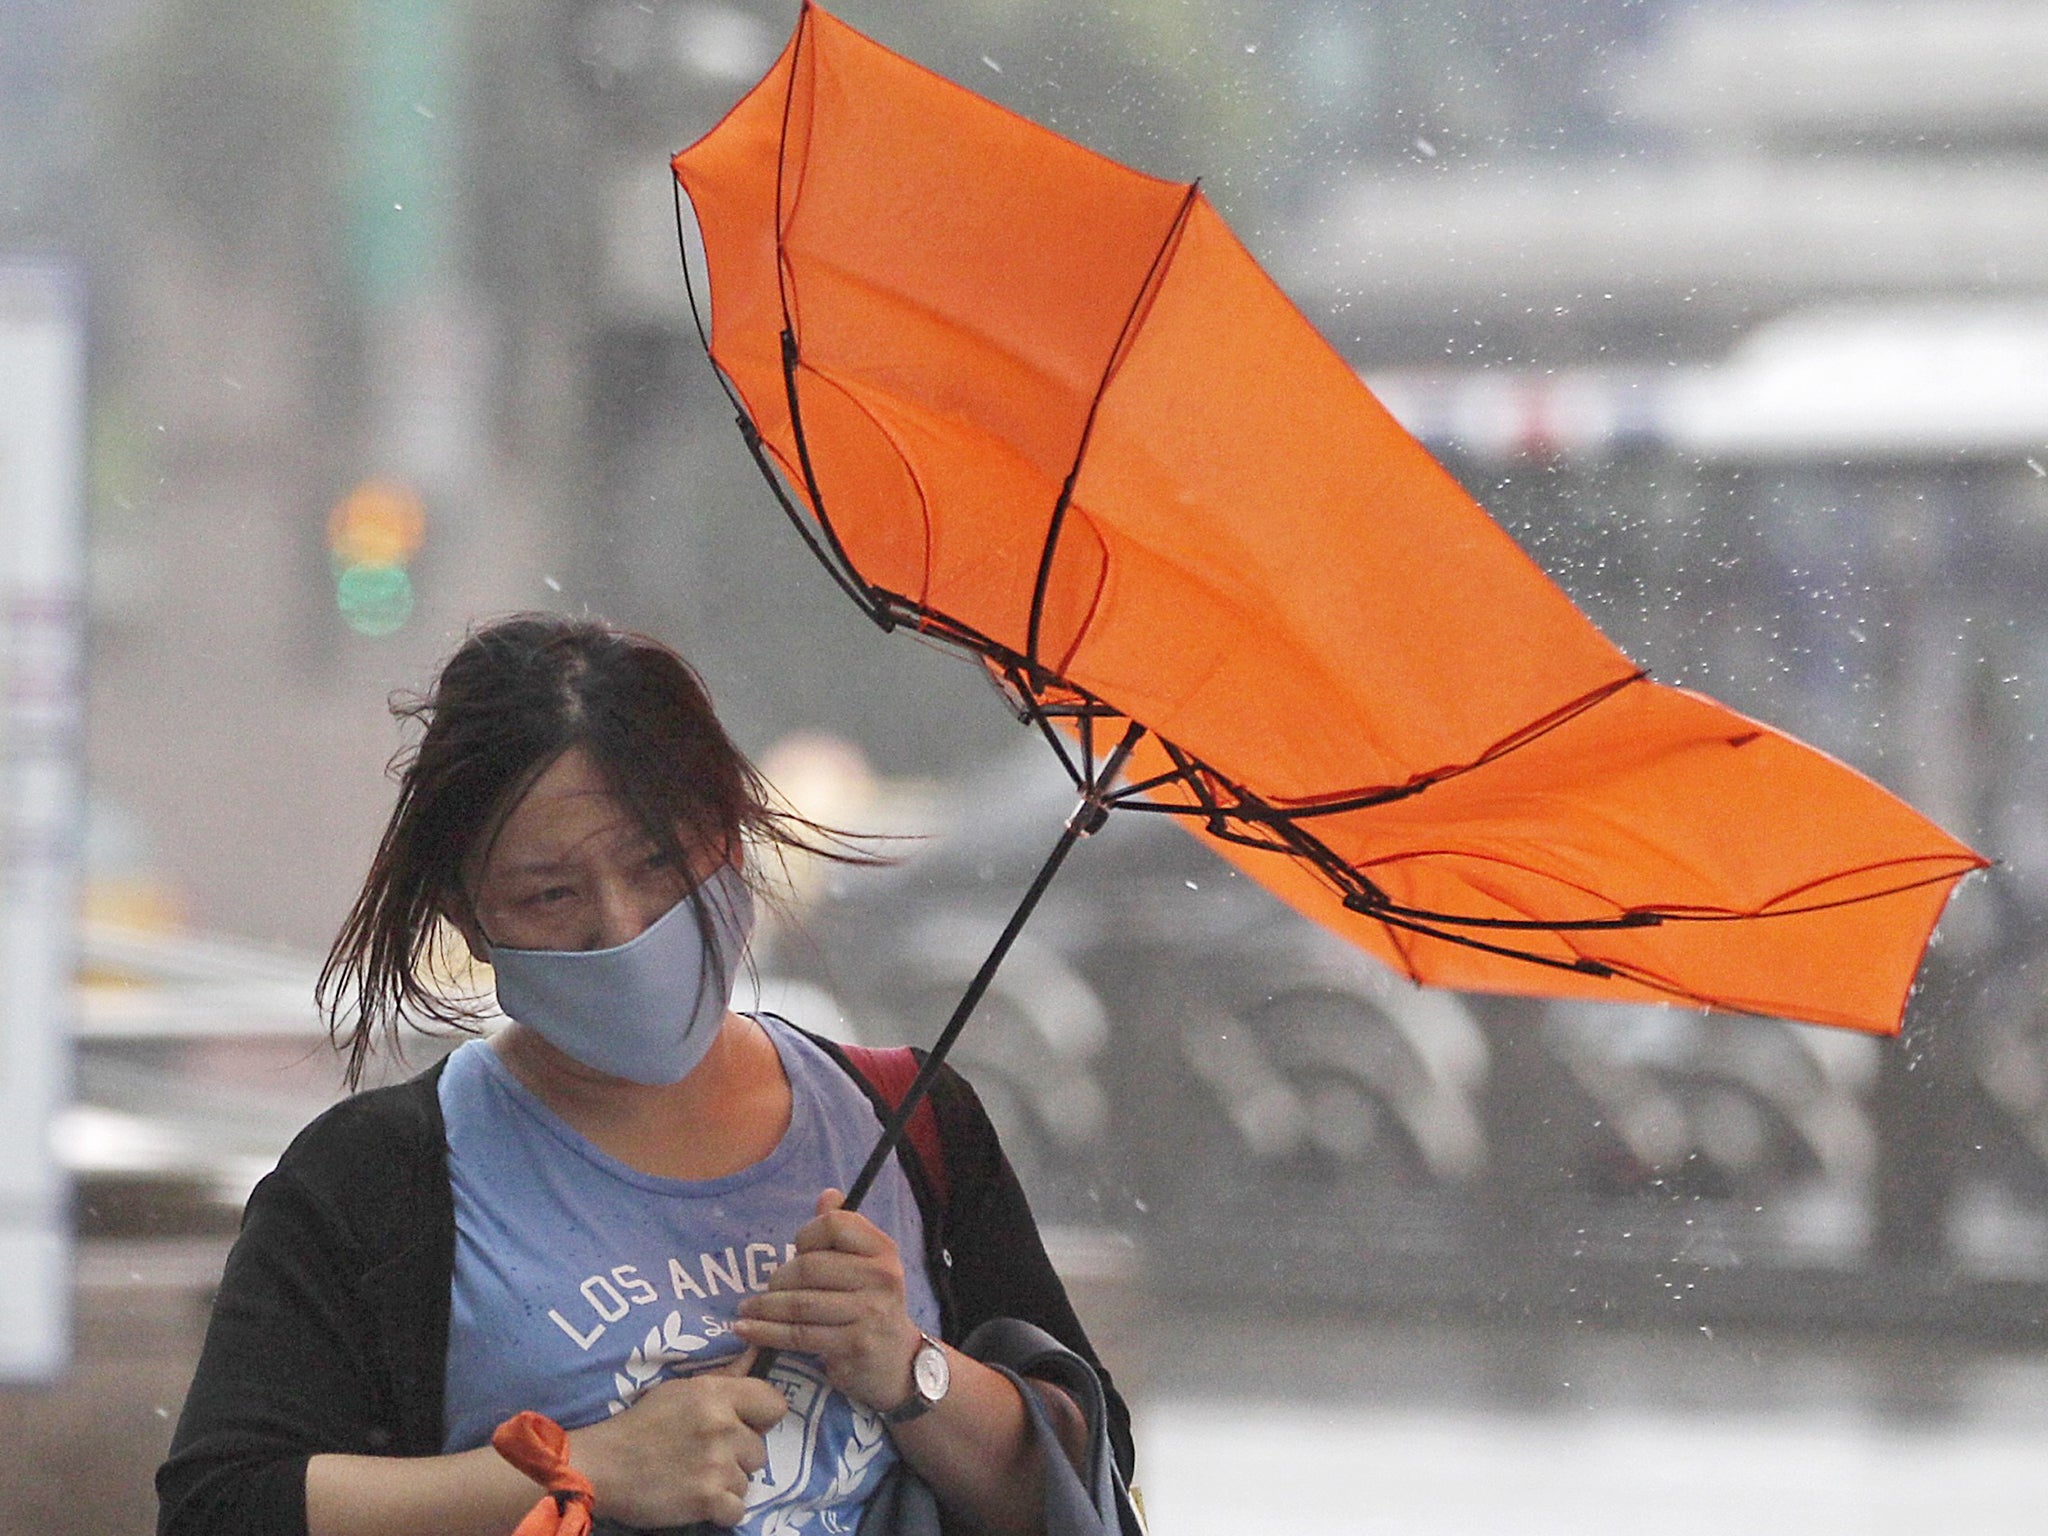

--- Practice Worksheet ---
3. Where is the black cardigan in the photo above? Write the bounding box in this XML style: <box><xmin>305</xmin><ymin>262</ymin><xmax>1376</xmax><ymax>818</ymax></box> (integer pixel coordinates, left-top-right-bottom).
<box><xmin>157</xmin><ymin>1043</ymin><xmax>1133</xmax><ymax>1536</ymax></box>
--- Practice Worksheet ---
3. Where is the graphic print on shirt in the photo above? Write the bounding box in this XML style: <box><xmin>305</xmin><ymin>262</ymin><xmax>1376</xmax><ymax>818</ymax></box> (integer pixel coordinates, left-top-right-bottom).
<box><xmin>606</xmin><ymin>1307</ymin><xmax>720</xmax><ymax>1412</ymax></box>
<box><xmin>594</xmin><ymin>1300</ymin><xmax>895</xmax><ymax>1529</ymax></box>
<box><xmin>535</xmin><ymin>1242</ymin><xmax>896</xmax><ymax>1527</ymax></box>
<box><xmin>754</xmin><ymin>1353</ymin><xmax>890</xmax><ymax>1535</ymax></box>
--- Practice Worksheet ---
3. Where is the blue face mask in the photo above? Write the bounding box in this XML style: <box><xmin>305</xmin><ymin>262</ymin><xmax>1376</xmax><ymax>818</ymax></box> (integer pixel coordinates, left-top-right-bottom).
<box><xmin>488</xmin><ymin>863</ymin><xmax>756</xmax><ymax>1085</ymax></box>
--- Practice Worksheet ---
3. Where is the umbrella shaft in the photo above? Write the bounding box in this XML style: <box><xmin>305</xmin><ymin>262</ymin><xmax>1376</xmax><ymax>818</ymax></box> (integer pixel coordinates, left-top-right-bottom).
<box><xmin>739</xmin><ymin>736</ymin><xmax>1141</xmax><ymax>1403</ymax></box>
<box><xmin>844</xmin><ymin>811</ymin><xmax>1089</xmax><ymax>1209</ymax></box>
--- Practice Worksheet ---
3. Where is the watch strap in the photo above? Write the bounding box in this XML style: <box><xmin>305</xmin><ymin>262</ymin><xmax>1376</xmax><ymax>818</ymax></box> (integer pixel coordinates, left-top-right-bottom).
<box><xmin>882</xmin><ymin>1333</ymin><xmax>946</xmax><ymax>1425</ymax></box>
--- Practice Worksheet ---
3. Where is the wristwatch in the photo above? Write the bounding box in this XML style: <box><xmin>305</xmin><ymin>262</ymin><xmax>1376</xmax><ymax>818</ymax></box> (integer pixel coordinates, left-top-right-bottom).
<box><xmin>882</xmin><ymin>1331</ymin><xmax>950</xmax><ymax>1425</ymax></box>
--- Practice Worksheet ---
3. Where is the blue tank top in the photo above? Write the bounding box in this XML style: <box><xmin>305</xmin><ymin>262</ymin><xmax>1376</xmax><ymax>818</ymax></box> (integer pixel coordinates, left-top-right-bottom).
<box><xmin>438</xmin><ymin>1017</ymin><xmax>940</xmax><ymax>1532</ymax></box>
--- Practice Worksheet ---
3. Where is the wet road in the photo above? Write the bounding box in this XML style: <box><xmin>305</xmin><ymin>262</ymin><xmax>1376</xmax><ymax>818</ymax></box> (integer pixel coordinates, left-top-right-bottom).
<box><xmin>1104</xmin><ymin>1297</ymin><xmax>2048</xmax><ymax>1535</ymax></box>
<box><xmin>1138</xmin><ymin>1400</ymin><xmax>2048</xmax><ymax>1534</ymax></box>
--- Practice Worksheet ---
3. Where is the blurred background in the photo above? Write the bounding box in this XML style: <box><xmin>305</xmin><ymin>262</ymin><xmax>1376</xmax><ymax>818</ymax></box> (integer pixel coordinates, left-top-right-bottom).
<box><xmin>7</xmin><ymin>0</ymin><xmax>2048</xmax><ymax>1529</ymax></box>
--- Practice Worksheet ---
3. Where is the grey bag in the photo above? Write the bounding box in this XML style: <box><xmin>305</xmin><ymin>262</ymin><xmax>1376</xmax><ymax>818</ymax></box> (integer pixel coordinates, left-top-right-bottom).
<box><xmin>856</xmin><ymin>1316</ymin><xmax>1141</xmax><ymax>1536</ymax></box>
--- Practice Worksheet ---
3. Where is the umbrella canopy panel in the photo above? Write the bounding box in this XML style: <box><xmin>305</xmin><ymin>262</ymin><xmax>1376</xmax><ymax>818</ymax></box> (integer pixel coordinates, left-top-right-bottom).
<box><xmin>674</xmin><ymin>2</ymin><xmax>1986</xmax><ymax>1035</ymax></box>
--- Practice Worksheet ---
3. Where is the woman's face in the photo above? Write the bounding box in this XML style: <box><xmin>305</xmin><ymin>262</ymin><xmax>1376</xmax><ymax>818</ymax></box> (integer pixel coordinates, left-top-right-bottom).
<box><xmin>463</xmin><ymin>745</ymin><xmax>721</xmax><ymax>955</ymax></box>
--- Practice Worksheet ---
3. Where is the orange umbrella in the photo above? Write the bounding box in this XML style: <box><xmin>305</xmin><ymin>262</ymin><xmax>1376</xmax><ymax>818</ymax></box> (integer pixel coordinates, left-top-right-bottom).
<box><xmin>670</xmin><ymin>1</ymin><xmax>1984</xmax><ymax>1071</ymax></box>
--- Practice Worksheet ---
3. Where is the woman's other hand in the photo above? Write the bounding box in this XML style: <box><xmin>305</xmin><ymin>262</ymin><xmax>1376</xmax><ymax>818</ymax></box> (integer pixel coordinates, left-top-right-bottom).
<box><xmin>733</xmin><ymin>1188</ymin><xmax>922</xmax><ymax>1412</ymax></box>
<box><xmin>304</xmin><ymin>1355</ymin><xmax>786</xmax><ymax>1536</ymax></box>
<box><xmin>570</xmin><ymin>1353</ymin><xmax>788</xmax><ymax>1529</ymax></box>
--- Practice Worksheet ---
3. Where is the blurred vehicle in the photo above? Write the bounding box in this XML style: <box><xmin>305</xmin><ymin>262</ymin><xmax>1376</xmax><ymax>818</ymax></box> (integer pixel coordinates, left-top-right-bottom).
<box><xmin>66</xmin><ymin>921</ymin><xmax>436</xmax><ymax>1234</ymax></box>
<box><xmin>775</xmin><ymin>734</ymin><xmax>2041</xmax><ymax>1335</ymax></box>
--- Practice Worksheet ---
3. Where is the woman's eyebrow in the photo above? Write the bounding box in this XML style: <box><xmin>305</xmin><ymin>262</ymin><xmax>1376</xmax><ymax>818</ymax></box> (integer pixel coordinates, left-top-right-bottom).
<box><xmin>494</xmin><ymin>830</ymin><xmax>664</xmax><ymax>878</ymax></box>
<box><xmin>495</xmin><ymin>855</ymin><xmax>578</xmax><ymax>877</ymax></box>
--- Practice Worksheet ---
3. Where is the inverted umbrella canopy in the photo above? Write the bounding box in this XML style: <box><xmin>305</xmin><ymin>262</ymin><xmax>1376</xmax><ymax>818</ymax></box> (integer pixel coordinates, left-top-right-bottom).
<box><xmin>672</xmin><ymin>1</ymin><xmax>1985</xmax><ymax>1039</ymax></box>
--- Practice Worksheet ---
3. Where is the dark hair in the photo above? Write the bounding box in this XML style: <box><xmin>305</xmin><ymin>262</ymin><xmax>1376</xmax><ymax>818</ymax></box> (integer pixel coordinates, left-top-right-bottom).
<box><xmin>319</xmin><ymin>613</ymin><xmax>865</xmax><ymax>1087</ymax></box>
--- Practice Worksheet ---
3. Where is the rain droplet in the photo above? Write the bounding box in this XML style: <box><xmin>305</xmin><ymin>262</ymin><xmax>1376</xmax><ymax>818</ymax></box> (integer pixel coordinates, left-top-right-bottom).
<box><xmin>543</xmin><ymin>575</ymin><xmax>563</xmax><ymax>592</ymax></box>
<box><xmin>1413</xmin><ymin>135</ymin><xmax>1438</xmax><ymax>158</ymax></box>
<box><xmin>2028</xmin><ymin>457</ymin><xmax>2046</xmax><ymax>477</ymax></box>
<box><xmin>1183</xmin><ymin>879</ymin><xmax>1199</xmax><ymax>890</ymax></box>
<box><xmin>980</xmin><ymin>54</ymin><xmax>1002</xmax><ymax>73</ymax></box>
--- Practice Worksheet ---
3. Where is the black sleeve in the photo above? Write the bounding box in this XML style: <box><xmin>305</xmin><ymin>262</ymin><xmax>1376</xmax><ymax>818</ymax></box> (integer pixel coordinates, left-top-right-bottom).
<box><xmin>929</xmin><ymin>1065</ymin><xmax>1137</xmax><ymax>1483</ymax></box>
<box><xmin>156</xmin><ymin>1165</ymin><xmax>383</xmax><ymax>1536</ymax></box>
<box><xmin>156</xmin><ymin>1080</ymin><xmax>451</xmax><ymax>1536</ymax></box>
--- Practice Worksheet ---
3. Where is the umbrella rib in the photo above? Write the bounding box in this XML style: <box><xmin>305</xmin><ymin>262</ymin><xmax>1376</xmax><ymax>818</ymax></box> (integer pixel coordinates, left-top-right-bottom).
<box><xmin>1104</xmin><ymin>734</ymin><xmax>1688</xmax><ymax>938</ymax></box>
<box><xmin>1124</xmin><ymin>713</ymin><xmax>1983</xmax><ymax>935</ymax></box>
<box><xmin>1131</xmin><ymin>757</ymin><xmax>1582</xmax><ymax>972</ymax></box>
<box><xmin>1618</xmin><ymin>858</ymin><xmax>1986</xmax><ymax>923</ymax></box>
<box><xmin>672</xmin><ymin>50</ymin><xmax>893</xmax><ymax>634</ymax></box>
<box><xmin>673</xmin><ymin>176</ymin><xmax>746</xmax><ymax>425</ymax></box>
<box><xmin>672</xmin><ymin>167</ymin><xmax>878</xmax><ymax>622</ymax></box>
<box><xmin>1351</xmin><ymin>847</ymin><xmax>1985</xmax><ymax>926</ymax></box>
<box><xmin>764</xmin><ymin>5</ymin><xmax>902</xmax><ymax>631</ymax></box>
<box><xmin>1130</xmin><ymin>739</ymin><xmax>1423</xmax><ymax>978</ymax></box>
<box><xmin>1114</xmin><ymin>762</ymin><xmax>1211</xmax><ymax>802</ymax></box>
<box><xmin>1149</xmin><ymin>782</ymin><xmax>1979</xmax><ymax>935</ymax></box>
<box><xmin>1146</xmin><ymin>742</ymin><xmax>1385</xmax><ymax>903</ymax></box>
<box><xmin>1031</xmin><ymin>698</ymin><xmax>1086</xmax><ymax>790</ymax></box>
<box><xmin>1365</xmin><ymin>905</ymin><xmax>1616</xmax><ymax>978</ymax></box>
<box><xmin>771</xmin><ymin>1</ymin><xmax>817</xmax><ymax>345</ymax></box>
<box><xmin>1025</xmin><ymin>180</ymin><xmax>1204</xmax><ymax>673</ymax></box>
<box><xmin>1062</xmin><ymin>691</ymin><xmax>1784</xmax><ymax>942</ymax></box>
<box><xmin>1583</xmin><ymin>956</ymin><xmax>1916</xmax><ymax>1032</ymax></box>
<box><xmin>1732</xmin><ymin>853</ymin><xmax>1993</xmax><ymax>918</ymax></box>
<box><xmin>787</xmin><ymin>358</ymin><xmax>947</xmax><ymax>606</ymax></box>
<box><xmin>1566</xmin><ymin>957</ymin><xmax>1742</xmax><ymax>1015</ymax></box>
<box><xmin>1099</xmin><ymin>670</ymin><xmax>1646</xmax><ymax>825</ymax></box>
<box><xmin>727</xmin><ymin>398</ymin><xmax>895</xmax><ymax>629</ymax></box>
<box><xmin>1261</xmin><ymin>672</ymin><xmax>1651</xmax><ymax>821</ymax></box>
<box><xmin>1357</xmin><ymin>894</ymin><xmax>1660</xmax><ymax>933</ymax></box>
<box><xmin>775</xmin><ymin>332</ymin><xmax>895</xmax><ymax>626</ymax></box>
<box><xmin>1149</xmin><ymin>738</ymin><xmax>1242</xmax><ymax>836</ymax></box>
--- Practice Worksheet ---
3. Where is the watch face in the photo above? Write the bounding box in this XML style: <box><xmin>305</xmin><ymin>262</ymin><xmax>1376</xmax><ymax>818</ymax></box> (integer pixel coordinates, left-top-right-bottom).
<box><xmin>913</xmin><ymin>1339</ymin><xmax>950</xmax><ymax>1401</ymax></box>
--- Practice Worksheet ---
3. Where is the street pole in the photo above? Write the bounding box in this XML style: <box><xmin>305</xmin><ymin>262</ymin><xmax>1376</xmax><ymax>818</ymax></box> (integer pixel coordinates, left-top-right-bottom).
<box><xmin>0</xmin><ymin>263</ymin><xmax>86</xmax><ymax>1382</ymax></box>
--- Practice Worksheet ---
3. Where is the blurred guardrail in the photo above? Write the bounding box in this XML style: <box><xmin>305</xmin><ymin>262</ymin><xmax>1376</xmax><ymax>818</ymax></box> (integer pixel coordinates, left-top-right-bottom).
<box><xmin>70</xmin><ymin>923</ymin><xmax>360</xmax><ymax>1221</ymax></box>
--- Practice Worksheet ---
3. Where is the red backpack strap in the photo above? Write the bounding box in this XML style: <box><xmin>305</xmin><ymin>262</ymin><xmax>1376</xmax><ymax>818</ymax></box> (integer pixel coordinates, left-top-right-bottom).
<box><xmin>834</xmin><ymin>1043</ymin><xmax>950</xmax><ymax>1214</ymax></box>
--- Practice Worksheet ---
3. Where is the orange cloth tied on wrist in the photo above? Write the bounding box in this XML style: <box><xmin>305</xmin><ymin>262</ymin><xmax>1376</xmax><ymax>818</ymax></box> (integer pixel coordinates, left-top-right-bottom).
<box><xmin>492</xmin><ymin>1411</ymin><xmax>596</xmax><ymax>1536</ymax></box>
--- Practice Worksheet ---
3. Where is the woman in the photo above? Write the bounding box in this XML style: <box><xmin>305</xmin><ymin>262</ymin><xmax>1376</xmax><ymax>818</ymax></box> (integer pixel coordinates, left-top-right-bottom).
<box><xmin>157</xmin><ymin>614</ymin><xmax>1130</xmax><ymax>1536</ymax></box>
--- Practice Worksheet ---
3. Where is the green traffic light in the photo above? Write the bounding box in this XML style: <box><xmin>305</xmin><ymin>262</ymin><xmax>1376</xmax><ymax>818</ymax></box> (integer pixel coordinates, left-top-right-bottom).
<box><xmin>336</xmin><ymin>563</ymin><xmax>415</xmax><ymax>637</ymax></box>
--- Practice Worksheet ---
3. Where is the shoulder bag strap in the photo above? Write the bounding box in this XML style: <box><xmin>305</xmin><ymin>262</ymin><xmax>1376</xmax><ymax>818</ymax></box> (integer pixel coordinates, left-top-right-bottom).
<box><xmin>830</xmin><ymin>1042</ymin><xmax>951</xmax><ymax>1214</ymax></box>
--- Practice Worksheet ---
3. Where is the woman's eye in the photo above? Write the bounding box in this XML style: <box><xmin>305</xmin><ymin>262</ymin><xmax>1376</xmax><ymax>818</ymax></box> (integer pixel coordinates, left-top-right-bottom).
<box><xmin>638</xmin><ymin>850</ymin><xmax>686</xmax><ymax>883</ymax></box>
<box><xmin>525</xmin><ymin>884</ymin><xmax>577</xmax><ymax>907</ymax></box>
